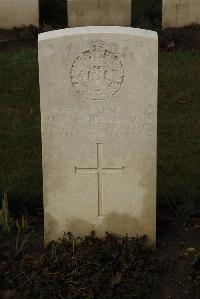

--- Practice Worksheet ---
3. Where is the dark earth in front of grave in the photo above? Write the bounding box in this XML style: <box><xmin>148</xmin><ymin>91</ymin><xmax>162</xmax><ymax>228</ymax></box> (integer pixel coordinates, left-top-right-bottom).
<box><xmin>0</xmin><ymin>205</ymin><xmax>200</xmax><ymax>299</ymax></box>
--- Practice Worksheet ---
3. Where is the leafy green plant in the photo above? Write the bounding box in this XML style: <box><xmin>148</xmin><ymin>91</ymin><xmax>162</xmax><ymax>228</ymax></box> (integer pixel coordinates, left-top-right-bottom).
<box><xmin>15</xmin><ymin>212</ymin><xmax>32</xmax><ymax>257</ymax></box>
<box><xmin>16</xmin><ymin>214</ymin><xmax>29</xmax><ymax>232</ymax></box>
<box><xmin>15</xmin><ymin>227</ymin><xmax>33</xmax><ymax>257</ymax></box>
<box><xmin>0</xmin><ymin>192</ymin><xmax>32</xmax><ymax>257</ymax></box>
<box><xmin>191</xmin><ymin>251</ymin><xmax>200</xmax><ymax>287</ymax></box>
<box><xmin>0</xmin><ymin>192</ymin><xmax>13</xmax><ymax>232</ymax></box>
<box><xmin>0</xmin><ymin>192</ymin><xmax>29</xmax><ymax>234</ymax></box>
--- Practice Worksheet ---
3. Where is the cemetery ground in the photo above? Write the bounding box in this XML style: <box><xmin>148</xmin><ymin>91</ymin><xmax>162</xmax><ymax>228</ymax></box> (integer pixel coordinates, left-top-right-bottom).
<box><xmin>0</xmin><ymin>26</ymin><xmax>200</xmax><ymax>299</ymax></box>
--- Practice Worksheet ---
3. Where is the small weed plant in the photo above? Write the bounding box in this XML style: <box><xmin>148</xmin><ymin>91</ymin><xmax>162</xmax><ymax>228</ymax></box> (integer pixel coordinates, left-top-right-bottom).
<box><xmin>0</xmin><ymin>192</ymin><xmax>13</xmax><ymax>232</ymax></box>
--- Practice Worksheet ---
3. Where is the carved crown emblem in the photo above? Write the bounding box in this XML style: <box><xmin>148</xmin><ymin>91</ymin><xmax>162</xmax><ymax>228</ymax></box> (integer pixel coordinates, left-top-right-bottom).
<box><xmin>71</xmin><ymin>41</ymin><xmax>124</xmax><ymax>101</ymax></box>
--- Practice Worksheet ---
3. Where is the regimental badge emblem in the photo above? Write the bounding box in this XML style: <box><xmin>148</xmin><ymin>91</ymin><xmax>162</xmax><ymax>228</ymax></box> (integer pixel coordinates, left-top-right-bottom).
<box><xmin>71</xmin><ymin>41</ymin><xmax>125</xmax><ymax>101</ymax></box>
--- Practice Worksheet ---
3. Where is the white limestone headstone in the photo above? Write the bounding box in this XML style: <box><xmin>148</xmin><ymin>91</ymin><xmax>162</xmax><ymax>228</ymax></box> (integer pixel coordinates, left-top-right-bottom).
<box><xmin>0</xmin><ymin>0</ymin><xmax>39</xmax><ymax>29</ymax></box>
<box><xmin>67</xmin><ymin>0</ymin><xmax>132</xmax><ymax>27</ymax></box>
<box><xmin>163</xmin><ymin>0</ymin><xmax>200</xmax><ymax>28</ymax></box>
<box><xmin>38</xmin><ymin>27</ymin><xmax>158</xmax><ymax>244</ymax></box>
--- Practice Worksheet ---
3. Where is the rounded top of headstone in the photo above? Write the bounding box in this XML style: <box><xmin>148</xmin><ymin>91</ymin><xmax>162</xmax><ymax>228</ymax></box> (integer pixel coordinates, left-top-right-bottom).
<box><xmin>38</xmin><ymin>27</ymin><xmax>158</xmax><ymax>42</ymax></box>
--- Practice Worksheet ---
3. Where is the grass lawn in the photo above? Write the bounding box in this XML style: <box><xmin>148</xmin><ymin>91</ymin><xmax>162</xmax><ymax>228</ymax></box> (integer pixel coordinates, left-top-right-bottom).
<box><xmin>158</xmin><ymin>51</ymin><xmax>200</xmax><ymax>210</ymax></box>
<box><xmin>0</xmin><ymin>48</ymin><xmax>42</xmax><ymax>209</ymax></box>
<box><xmin>0</xmin><ymin>47</ymin><xmax>200</xmax><ymax>211</ymax></box>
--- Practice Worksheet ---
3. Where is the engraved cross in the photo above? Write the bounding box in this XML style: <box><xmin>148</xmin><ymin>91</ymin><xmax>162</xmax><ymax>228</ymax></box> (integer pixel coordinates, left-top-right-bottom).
<box><xmin>75</xmin><ymin>143</ymin><xmax>125</xmax><ymax>217</ymax></box>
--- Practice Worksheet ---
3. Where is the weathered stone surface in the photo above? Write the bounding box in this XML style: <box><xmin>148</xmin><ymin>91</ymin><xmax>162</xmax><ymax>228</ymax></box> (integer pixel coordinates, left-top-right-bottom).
<box><xmin>0</xmin><ymin>0</ymin><xmax>39</xmax><ymax>29</ymax></box>
<box><xmin>163</xmin><ymin>0</ymin><xmax>200</xmax><ymax>28</ymax></box>
<box><xmin>67</xmin><ymin>0</ymin><xmax>132</xmax><ymax>27</ymax></box>
<box><xmin>38</xmin><ymin>27</ymin><xmax>158</xmax><ymax>244</ymax></box>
